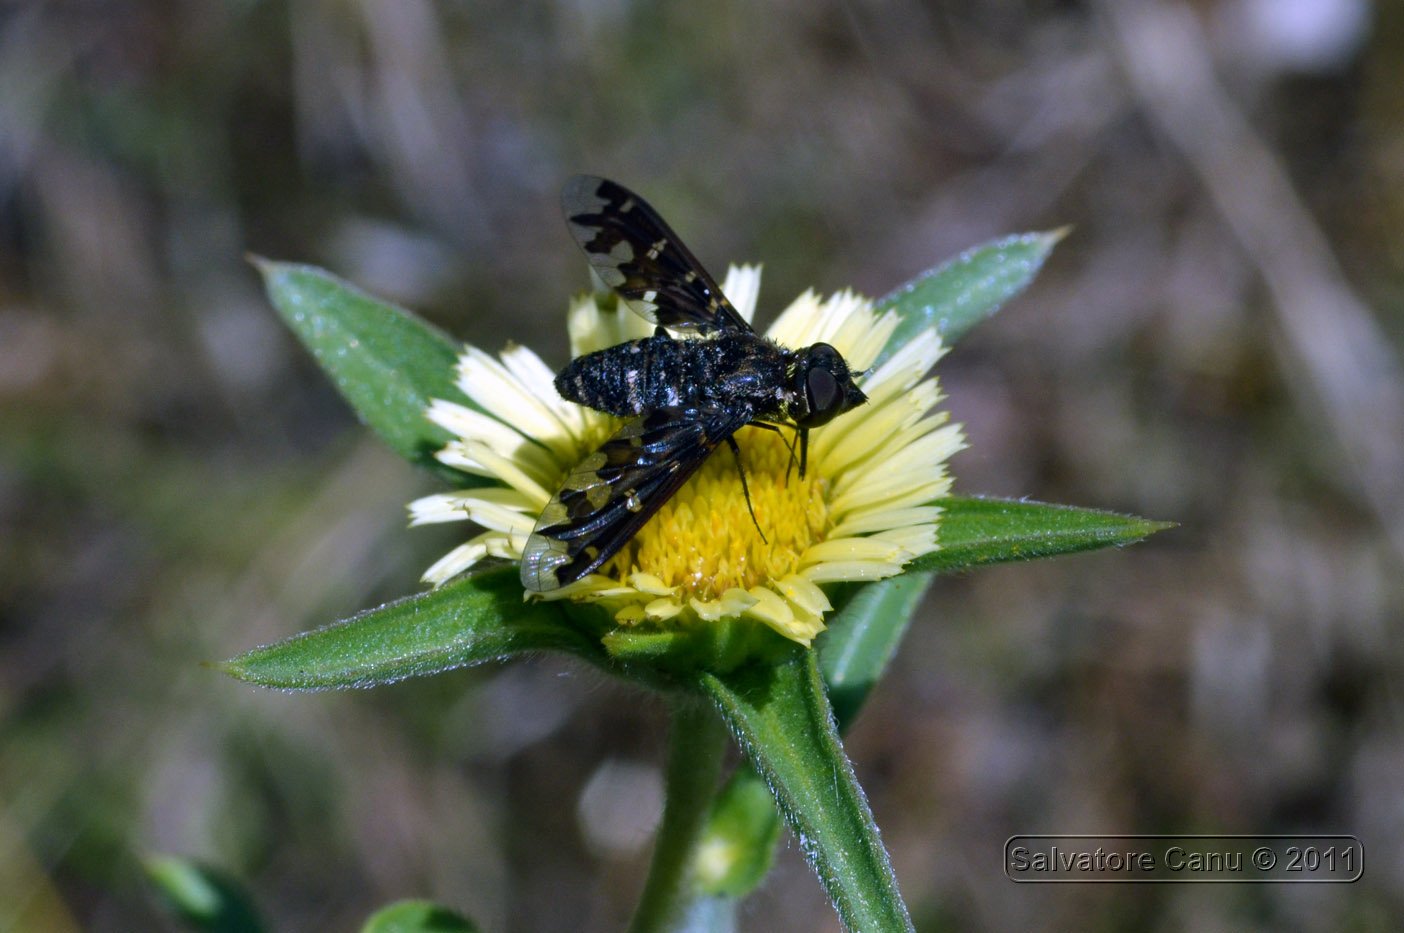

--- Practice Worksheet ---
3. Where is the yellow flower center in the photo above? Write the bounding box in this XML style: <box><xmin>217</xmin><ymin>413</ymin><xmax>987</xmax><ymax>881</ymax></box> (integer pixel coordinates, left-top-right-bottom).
<box><xmin>605</xmin><ymin>426</ymin><xmax>828</xmax><ymax>600</ymax></box>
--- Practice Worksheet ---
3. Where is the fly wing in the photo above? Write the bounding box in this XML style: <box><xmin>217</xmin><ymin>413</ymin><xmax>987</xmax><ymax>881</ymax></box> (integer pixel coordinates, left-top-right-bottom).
<box><xmin>520</xmin><ymin>405</ymin><xmax>748</xmax><ymax>592</ymax></box>
<box><xmin>562</xmin><ymin>175</ymin><xmax>752</xmax><ymax>334</ymax></box>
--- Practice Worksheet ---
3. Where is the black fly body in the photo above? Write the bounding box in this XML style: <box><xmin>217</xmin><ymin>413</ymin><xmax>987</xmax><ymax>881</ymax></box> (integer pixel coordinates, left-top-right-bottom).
<box><xmin>519</xmin><ymin>176</ymin><xmax>868</xmax><ymax>594</ymax></box>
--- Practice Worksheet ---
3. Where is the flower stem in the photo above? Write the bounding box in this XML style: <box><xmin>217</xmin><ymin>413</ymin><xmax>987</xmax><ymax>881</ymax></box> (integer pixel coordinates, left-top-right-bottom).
<box><xmin>628</xmin><ymin>698</ymin><xmax>730</xmax><ymax>933</ymax></box>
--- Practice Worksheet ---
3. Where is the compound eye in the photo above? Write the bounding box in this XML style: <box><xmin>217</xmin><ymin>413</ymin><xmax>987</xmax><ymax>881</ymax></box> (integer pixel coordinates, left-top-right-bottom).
<box><xmin>806</xmin><ymin>365</ymin><xmax>841</xmax><ymax>417</ymax></box>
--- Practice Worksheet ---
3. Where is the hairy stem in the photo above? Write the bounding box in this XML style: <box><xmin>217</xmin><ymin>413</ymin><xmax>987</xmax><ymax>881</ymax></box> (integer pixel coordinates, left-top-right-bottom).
<box><xmin>629</xmin><ymin>698</ymin><xmax>729</xmax><ymax>933</ymax></box>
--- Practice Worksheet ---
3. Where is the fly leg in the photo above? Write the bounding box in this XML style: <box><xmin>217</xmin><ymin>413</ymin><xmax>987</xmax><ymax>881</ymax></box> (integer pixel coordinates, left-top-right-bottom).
<box><xmin>724</xmin><ymin>435</ymin><xmax>768</xmax><ymax>543</ymax></box>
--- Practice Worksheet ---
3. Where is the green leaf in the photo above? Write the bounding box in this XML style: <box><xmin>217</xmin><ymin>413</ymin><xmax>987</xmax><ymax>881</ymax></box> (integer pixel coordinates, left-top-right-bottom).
<box><xmin>698</xmin><ymin>652</ymin><xmax>913</xmax><ymax>933</ymax></box>
<box><xmin>910</xmin><ymin>496</ymin><xmax>1174</xmax><ymax>574</ymax></box>
<box><xmin>689</xmin><ymin>573</ymin><xmax>934</xmax><ymax>904</ymax></box>
<box><xmin>691</xmin><ymin>497</ymin><xmax>1170</xmax><ymax>905</ymax></box>
<box><xmin>820</xmin><ymin>571</ymin><xmax>936</xmax><ymax>729</ymax></box>
<box><xmin>874</xmin><ymin>229</ymin><xmax>1066</xmax><ymax>362</ymax></box>
<box><xmin>144</xmin><ymin>855</ymin><xmax>265</xmax><ymax>933</ymax></box>
<box><xmin>254</xmin><ymin>259</ymin><xmax>467</xmax><ymax>484</ymax></box>
<box><xmin>819</xmin><ymin>497</ymin><xmax>1170</xmax><ymax>726</ymax></box>
<box><xmin>219</xmin><ymin>568</ymin><xmax>600</xmax><ymax>689</ymax></box>
<box><xmin>361</xmin><ymin>900</ymin><xmax>480</xmax><ymax>933</ymax></box>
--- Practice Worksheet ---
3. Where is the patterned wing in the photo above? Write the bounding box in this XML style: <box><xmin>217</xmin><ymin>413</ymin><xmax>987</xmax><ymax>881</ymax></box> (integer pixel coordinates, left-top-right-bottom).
<box><xmin>561</xmin><ymin>175</ymin><xmax>752</xmax><ymax>334</ymax></box>
<box><xmin>520</xmin><ymin>405</ymin><xmax>748</xmax><ymax>592</ymax></box>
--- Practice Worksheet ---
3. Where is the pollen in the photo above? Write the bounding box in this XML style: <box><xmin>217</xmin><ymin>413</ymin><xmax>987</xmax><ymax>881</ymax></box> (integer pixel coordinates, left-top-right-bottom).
<box><xmin>606</xmin><ymin>427</ymin><xmax>827</xmax><ymax>600</ymax></box>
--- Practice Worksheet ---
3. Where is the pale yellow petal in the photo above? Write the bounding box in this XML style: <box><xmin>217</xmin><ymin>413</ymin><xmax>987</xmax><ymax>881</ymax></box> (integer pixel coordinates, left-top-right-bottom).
<box><xmin>434</xmin><ymin>439</ymin><xmax>560</xmax><ymax>490</ymax></box>
<box><xmin>408</xmin><ymin>489</ymin><xmax>536</xmax><ymax>535</ymax></box>
<box><xmin>829</xmin><ymin>308</ymin><xmax>898</xmax><ymax>372</ymax></box>
<box><xmin>801</xmin><ymin>560</ymin><xmax>907</xmax><ymax>584</ymax></box>
<box><xmin>859</xmin><ymin>330</ymin><xmax>945</xmax><ymax>400</ymax></box>
<box><xmin>502</xmin><ymin>343</ymin><xmax>592</xmax><ymax>437</ymax></box>
<box><xmin>628</xmin><ymin>572</ymin><xmax>679</xmax><ymax>596</ymax></box>
<box><xmin>808</xmin><ymin>290</ymin><xmax>868</xmax><ymax>345</ymax></box>
<box><xmin>645</xmin><ymin>597</ymin><xmax>685</xmax><ymax>620</ymax></box>
<box><xmin>829</xmin><ymin>474</ymin><xmax>952</xmax><ymax>518</ymax></box>
<box><xmin>828</xmin><ymin>505</ymin><xmax>942</xmax><ymax>538</ymax></box>
<box><xmin>566</xmin><ymin>295</ymin><xmax>607</xmax><ymax>357</ymax></box>
<box><xmin>775</xmin><ymin>573</ymin><xmax>832</xmax><ymax>616</ymax></box>
<box><xmin>615</xmin><ymin>604</ymin><xmax>646</xmax><ymax>623</ymax></box>
<box><xmin>421</xmin><ymin>533</ymin><xmax>496</xmax><ymax>584</ymax></box>
<box><xmin>721</xmin><ymin>264</ymin><xmax>763</xmax><ymax>324</ymax></box>
<box><xmin>425</xmin><ymin>399</ymin><xmax>559</xmax><ymax>481</ymax></box>
<box><xmin>784</xmin><ymin>617</ymin><xmax>827</xmax><ymax>647</ymax></box>
<box><xmin>535</xmin><ymin>575</ymin><xmax>635</xmax><ymax>602</ymax></box>
<box><xmin>810</xmin><ymin>380</ymin><xmax>944</xmax><ymax>473</ymax></box>
<box><xmin>407</xmin><ymin>492</ymin><xmax>474</xmax><ymax>525</ymax></box>
<box><xmin>870</xmin><ymin>525</ymin><xmax>939</xmax><ymax>559</ymax></box>
<box><xmin>433</xmin><ymin>444</ymin><xmax>498</xmax><ymax>478</ymax></box>
<box><xmin>463</xmin><ymin>440</ymin><xmax>554</xmax><ymax>508</ymax></box>
<box><xmin>456</xmin><ymin>346</ymin><xmax>581</xmax><ymax>459</ymax></box>
<box><xmin>742</xmin><ymin>585</ymin><xmax>795</xmax><ymax>630</ymax></box>
<box><xmin>828</xmin><ymin>424</ymin><xmax>963</xmax><ymax>510</ymax></box>
<box><xmin>691</xmin><ymin>589</ymin><xmax>758</xmax><ymax>621</ymax></box>
<box><xmin>765</xmin><ymin>289</ymin><xmax>822</xmax><ymax>347</ymax></box>
<box><xmin>801</xmin><ymin>536</ymin><xmax>908</xmax><ymax>565</ymax></box>
<box><xmin>571</xmin><ymin>294</ymin><xmax>654</xmax><ymax>355</ymax></box>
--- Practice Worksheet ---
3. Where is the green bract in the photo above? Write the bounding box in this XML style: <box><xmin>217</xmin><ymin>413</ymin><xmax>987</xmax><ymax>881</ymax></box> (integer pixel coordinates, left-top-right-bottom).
<box><xmin>144</xmin><ymin>855</ymin><xmax>266</xmax><ymax>933</ymax></box>
<box><xmin>221</xmin><ymin>231</ymin><xmax>1169</xmax><ymax>933</ymax></box>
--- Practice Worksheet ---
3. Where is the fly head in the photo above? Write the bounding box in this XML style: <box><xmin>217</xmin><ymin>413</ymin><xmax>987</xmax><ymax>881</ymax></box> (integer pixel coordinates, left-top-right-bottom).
<box><xmin>790</xmin><ymin>342</ymin><xmax>867</xmax><ymax>428</ymax></box>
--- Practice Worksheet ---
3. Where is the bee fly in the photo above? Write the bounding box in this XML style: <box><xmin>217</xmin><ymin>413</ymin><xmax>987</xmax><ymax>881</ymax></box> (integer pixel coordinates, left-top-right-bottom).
<box><xmin>519</xmin><ymin>176</ymin><xmax>868</xmax><ymax>593</ymax></box>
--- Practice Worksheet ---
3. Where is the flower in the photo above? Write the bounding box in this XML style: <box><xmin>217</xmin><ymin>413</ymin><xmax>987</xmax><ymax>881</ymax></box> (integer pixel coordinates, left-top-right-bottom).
<box><xmin>408</xmin><ymin>265</ymin><xmax>964</xmax><ymax>646</ymax></box>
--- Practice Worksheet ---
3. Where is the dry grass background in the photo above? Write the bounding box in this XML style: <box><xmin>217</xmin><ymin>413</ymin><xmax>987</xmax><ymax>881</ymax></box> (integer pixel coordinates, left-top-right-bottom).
<box><xmin>2</xmin><ymin>0</ymin><xmax>1402</xmax><ymax>929</ymax></box>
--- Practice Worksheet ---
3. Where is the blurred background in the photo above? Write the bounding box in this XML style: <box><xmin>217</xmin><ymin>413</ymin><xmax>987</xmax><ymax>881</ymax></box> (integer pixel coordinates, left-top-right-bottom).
<box><xmin>2</xmin><ymin>0</ymin><xmax>1401</xmax><ymax>928</ymax></box>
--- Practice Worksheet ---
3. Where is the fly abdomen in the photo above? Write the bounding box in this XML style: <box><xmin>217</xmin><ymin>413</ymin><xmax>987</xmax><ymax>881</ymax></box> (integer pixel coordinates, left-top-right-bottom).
<box><xmin>555</xmin><ymin>334</ymin><xmax>693</xmax><ymax>416</ymax></box>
